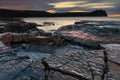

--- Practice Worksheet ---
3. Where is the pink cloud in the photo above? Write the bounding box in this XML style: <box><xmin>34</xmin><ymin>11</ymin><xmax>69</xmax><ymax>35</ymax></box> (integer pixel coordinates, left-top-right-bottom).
<box><xmin>0</xmin><ymin>4</ymin><xmax>34</xmax><ymax>10</ymax></box>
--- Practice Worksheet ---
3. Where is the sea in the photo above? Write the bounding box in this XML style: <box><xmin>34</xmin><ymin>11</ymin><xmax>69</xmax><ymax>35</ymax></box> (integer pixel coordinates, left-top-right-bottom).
<box><xmin>23</xmin><ymin>17</ymin><xmax>120</xmax><ymax>33</ymax></box>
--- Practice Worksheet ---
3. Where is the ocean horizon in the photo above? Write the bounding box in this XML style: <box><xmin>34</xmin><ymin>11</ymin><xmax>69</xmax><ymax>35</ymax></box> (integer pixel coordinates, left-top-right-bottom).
<box><xmin>23</xmin><ymin>17</ymin><xmax>120</xmax><ymax>32</ymax></box>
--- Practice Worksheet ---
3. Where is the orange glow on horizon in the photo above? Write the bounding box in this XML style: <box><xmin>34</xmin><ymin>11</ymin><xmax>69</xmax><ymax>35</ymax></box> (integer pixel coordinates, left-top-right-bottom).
<box><xmin>46</xmin><ymin>10</ymin><xmax>56</xmax><ymax>13</ymax></box>
<box><xmin>108</xmin><ymin>14</ymin><xmax>120</xmax><ymax>17</ymax></box>
<box><xmin>69</xmin><ymin>10</ymin><xmax>87</xmax><ymax>13</ymax></box>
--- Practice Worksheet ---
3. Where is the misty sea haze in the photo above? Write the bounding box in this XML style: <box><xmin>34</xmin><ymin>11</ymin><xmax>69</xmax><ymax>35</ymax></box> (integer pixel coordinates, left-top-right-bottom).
<box><xmin>23</xmin><ymin>17</ymin><xmax>120</xmax><ymax>32</ymax></box>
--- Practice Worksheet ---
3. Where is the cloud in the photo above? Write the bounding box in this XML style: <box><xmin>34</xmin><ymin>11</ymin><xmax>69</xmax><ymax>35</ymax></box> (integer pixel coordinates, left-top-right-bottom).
<box><xmin>48</xmin><ymin>0</ymin><xmax>119</xmax><ymax>14</ymax></box>
<box><xmin>0</xmin><ymin>0</ymin><xmax>51</xmax><ymax>10</ymax></box>
<box><xmin>0</xmin><ymin>0</ymin><xmax>120</xmax><ymax>14</ymax></box>
<box><xmin>0</xmin><ymin>4</ymin><xmax>34</xmax><ymax>10</ymax></box>
<box><xmin>80</xmin><ymin>2</ymin><xmax>115</xmax><ymax>9</ymax></box>
<box><xmin>90</xmin><ymin>6</ymin><xmax>115</xmax><ymax>9</ymax></box>
<box><xmin>49</xmin><ymin>1</ymin><xmax>115</xmax><ymax>9</ymax></box>
<box><xmin>49</xmin><ymin>1</ymin><xmax>88</xmax><ymax>8</ymax></box>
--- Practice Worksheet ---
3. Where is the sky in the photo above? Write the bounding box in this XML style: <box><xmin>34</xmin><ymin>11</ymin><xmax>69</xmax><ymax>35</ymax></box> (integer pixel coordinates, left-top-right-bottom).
<box><xmin>0</xmin><ymin>0</ymin><xmax>120</xmax><ymax>15</ymax></box>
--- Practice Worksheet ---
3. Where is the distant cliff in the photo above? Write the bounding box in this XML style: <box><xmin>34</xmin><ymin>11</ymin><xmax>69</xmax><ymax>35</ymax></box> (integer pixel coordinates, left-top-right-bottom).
<box><xmin>0</xmin><ymin>8</ymin><xmax>107</xmax><ymax>17</ymax></box>
<box><xmin>52</xmin><ymin>10</ymin><xmax>107</xmax><ymax>17</ymax></box>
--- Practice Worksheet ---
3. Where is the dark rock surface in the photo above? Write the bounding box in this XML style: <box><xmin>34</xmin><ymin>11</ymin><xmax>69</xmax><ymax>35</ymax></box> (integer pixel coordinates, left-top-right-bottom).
<box><xmin>0</xmin><ymin>20</ymin><xmax>45</xmax><ymax>35</ymax></box>
<box><xmin>56</xmin><ymin>21</ymin><xmax>120</xmax><ymax>47</ymax></box>
<box><xmin>101</xmin><ymin>44</ymin><xmax>120</xmax><ymax>80</ymax></box>
<box><xmin>45</xmin><ymin>47</ymin><xmax>104</xmax><ymax>80</ymax></box>
<box><xmin>42</xmin><ymin>44</ymin><xmax>120</xmax><ymax>80</ymax></box>
<box><xmin>0</xmin><ymin>42</ymin><xmax>120</xmax><ymax>80</ymax></box>
<box><xmin>0</xmin><ymin>20</ymin><xmax>120</xmax><ymax>80</ymax></box>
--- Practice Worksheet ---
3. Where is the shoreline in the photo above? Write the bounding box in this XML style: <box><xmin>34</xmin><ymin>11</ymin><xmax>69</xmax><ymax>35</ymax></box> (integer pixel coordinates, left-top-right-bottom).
<box><xmin>0</xmin><ymin>19</ymin><xmax>120</xmax><ymax>80</ymax></box>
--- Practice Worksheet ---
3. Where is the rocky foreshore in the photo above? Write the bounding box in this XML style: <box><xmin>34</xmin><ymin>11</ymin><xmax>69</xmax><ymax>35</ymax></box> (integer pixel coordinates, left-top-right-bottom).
<box><xmin>1</xmin><ymin>43</ymin><xmax>120</xmax><ymax>80</ymax></box>
<box><xmin>0</xmin><ymin>20</ymin><xmax>120</xmax><ymax>80</ymax></box>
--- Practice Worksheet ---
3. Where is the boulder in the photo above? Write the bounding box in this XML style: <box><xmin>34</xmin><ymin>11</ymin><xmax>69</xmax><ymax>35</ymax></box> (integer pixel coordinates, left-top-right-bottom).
<box><xmin>0</xmin><ymin>33</ymin><xmax>12</xmax><ymax>44</ymax></box>
<box><xmin>11</xmin><ymin>33</ymin><xmax>36</xmax><ymax>43</ymax></box>
<box><xmin>30</xmin><ymin>36</ymin><xmax>51</xmax><ymax>44</ymax></box>
<box><xmin>4</xmin><ymin>21</ymin><xmax>38</xmax><ymax>33</ymax></box>
<box><xmin>11</xmin><ymin>33</ymin><xmax>23</xmax><ymax>42</ymax></box>
<box><xmin>56</xmin><ymin>21</ymin><xmax>120</xmax><ymax>44</ymax></box>
<box><xmin>21</xmin><ymin>33</ymin><xmax>35</xmax><ymax>42</ymax></box>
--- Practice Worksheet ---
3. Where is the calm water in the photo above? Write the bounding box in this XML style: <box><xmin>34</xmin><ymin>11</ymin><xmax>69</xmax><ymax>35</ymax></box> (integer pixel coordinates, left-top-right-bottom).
<box><xmin>23</xmin><ymin>17</ymin><xmax>120</xmax><ymax>32</ymax></box>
